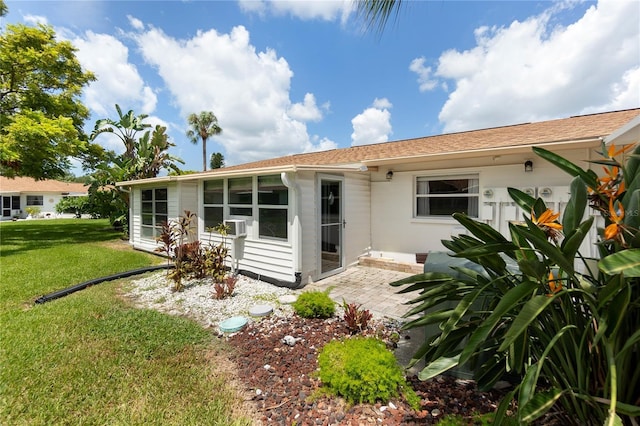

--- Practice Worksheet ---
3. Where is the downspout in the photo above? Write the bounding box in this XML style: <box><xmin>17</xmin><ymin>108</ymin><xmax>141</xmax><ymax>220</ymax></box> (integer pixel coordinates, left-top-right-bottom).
<box><xmin>281</xmin><ymin>172</ymin><xmax>303</xmax><ymax>288</ymax></box>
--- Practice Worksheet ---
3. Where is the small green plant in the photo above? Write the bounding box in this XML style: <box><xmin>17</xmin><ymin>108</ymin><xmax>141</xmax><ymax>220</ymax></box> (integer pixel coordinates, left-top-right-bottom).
<box><xmin>25</xmin><ymin>206</ymin><xmax>41</xmax><ymax>217</ymax></box>
<box><xmin>292</xmin><ymin>290</ymin><xmax>335</xmax><ymax>318</ymax></box>
<box><xmin>342</xmin><ymin>300</ymin><xmax>373</xmax><ymax>334</ymax></box>
<box><xmin>317</xmin><ymin>337</ymin><xmax>419</xmax><ymax>409</ymax></box>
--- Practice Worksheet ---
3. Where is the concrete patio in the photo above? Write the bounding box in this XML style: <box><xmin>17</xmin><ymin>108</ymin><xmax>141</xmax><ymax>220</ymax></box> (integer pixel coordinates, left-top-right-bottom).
<box><xmin>301</xmin><ymin>264</ymin><xmax>420</xmax><ymax>320</ymax></box>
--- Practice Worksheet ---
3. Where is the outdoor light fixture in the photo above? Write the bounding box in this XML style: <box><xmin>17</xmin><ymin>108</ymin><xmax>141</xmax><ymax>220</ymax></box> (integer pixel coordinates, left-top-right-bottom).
<box><xmin>386</xmin><ymin>170</ymin><xmax>394</xmax><ymax>180</ymax></box>
<box><xmin>524</xmin><ymin>160</ymin><xmax>533</xmax><ymax>173</ymax></box>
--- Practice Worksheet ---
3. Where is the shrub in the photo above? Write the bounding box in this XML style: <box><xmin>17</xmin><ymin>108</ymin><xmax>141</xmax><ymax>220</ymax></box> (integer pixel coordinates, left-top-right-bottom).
<box><xmin>392</xmin><ymin>142</ymin><xmax>640</xmax><ymax>425</ymax></box>
<box><xmin>317</xmin><ymin>337</ymin><xmax>418</xmax><ymax>408</ymax></box>
<box><xmin>292</xmin><ymin>290</ymin><xmax>335</xmax><ymax>318</ymax></box>
<box><xmin>213</xmin><ymin>275</ymin><xmax>237</xmax><ymax>300</ymax></box>
<box><xmin>342</xmin><ymin>300</ymin><xmax>373</xmax><ymax>334</ymax></box>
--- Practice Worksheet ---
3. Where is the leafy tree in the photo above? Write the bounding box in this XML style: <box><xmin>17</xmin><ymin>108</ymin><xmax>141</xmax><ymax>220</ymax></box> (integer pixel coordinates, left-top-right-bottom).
<box><xmin>0</xmin><ymin>22</ymin><xmax>100</xmax><ymax>180</ymax></box>
<box><xmin>186</xmin><ymin>111</ymin><xmax>222</xmax><ymax>172</ymax></box>
<box><xmin>89</xmin><ymin>105</ymin><xmax>183</xmax><ymax>232</ymax></box>
<box><xmin>210</xmin><ymin>152</ymin><xmax>225</xmax><ymax>169</ymax></box>
<box><xmin>1</xmin><ymin>1</ymin><xmax>7</xmax><ymax>17</ymax></box>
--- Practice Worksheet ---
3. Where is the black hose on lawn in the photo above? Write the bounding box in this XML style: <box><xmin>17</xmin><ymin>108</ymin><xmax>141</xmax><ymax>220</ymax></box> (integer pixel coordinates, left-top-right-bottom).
<box><xmin>34</xmin><ymin>264</ymin><xmax>173</xmax><ymax>305</ymax></box>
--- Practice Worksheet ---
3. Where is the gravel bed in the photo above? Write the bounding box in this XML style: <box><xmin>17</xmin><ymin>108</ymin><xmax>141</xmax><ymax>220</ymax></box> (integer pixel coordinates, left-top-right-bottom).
<box><xmin>125</xmin><ymin>271</ymin><xmax>296</xmax><ymax>329</ymax></box>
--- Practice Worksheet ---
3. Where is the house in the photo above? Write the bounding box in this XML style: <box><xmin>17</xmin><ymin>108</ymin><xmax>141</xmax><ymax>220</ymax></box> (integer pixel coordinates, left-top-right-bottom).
<box><xmin>0</xmin><ymin>176</ymin><xmax>88</xmax><ymax>220</ymax></box>
<box><xmin>117</xmin><ymin>109</ymin><xmax>640</xmax><ymax>288</ymax></box>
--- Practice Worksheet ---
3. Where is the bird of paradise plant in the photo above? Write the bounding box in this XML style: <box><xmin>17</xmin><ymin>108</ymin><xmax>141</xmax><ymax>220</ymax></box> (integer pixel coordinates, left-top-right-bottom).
<box><xmin>391</xmin><ymin>142</ymin><xmax>640</xmax><ymax>425</ymax></box>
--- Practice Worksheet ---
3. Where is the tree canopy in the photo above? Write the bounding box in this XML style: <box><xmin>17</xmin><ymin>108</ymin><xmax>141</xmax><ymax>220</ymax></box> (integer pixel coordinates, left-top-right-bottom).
<box><xmin>0</xmin><ymin>22</ymin><xmax>100</xmax><ymax>180</ymax></box>
<box><xmin>210</xmin><ymin>152</ymin><xmax>225</xmax><ymax>169</ymax></box>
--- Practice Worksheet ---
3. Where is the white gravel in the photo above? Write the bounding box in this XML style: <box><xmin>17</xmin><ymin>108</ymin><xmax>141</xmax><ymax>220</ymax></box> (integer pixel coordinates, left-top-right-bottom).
<box><xmin>125</xmin><ymin>271</ymin><xmax>297</xmax><ymax>329</ymax></box>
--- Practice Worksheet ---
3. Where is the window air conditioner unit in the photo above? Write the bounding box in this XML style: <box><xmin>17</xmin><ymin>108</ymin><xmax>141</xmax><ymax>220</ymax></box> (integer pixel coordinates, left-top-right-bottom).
<box><xmin>224</xmin><ymin>219</ymin><xmax>247</xmax><ymax>237</ymax></box>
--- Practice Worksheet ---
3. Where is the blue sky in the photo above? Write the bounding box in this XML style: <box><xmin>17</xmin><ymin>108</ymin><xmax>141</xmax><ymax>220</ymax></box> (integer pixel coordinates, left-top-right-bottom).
<box><xmin>3</xmin><ymin>0</ymin><xmax>639</xmax><ymax>173</ymax></box>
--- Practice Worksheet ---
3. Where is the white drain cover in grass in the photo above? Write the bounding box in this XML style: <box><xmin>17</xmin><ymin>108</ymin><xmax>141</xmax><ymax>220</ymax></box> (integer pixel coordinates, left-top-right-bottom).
<box><xmin>249</xmin><ymin>304</ymin><xmax>273</xmax><ymax>317</ymax></box>
<box><xmin>219</xmin><ymin>316</ymin><xmax>248</xmax><ymax>333</ymax></box>
<box><xmin>278</xmin><ymin>294</ymin><xmax>297</xmax><ymax>304</ymax></box>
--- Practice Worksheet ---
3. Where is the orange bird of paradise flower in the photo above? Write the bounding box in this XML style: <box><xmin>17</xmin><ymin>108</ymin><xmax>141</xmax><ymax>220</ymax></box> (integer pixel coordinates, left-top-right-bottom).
<box><xmin>531</xmin><ymin>208</ymin><xmax>563</xmax><ymax>241</ymax></box>
<box><xmin>604</xmin><ymin>198</ymin><xmax>626</xmax><ymax>243</ymax></box>
<box><xmin>547</xmin><ymin>271</ymin><xmax>562</xmax><ymax>296</ymax></box>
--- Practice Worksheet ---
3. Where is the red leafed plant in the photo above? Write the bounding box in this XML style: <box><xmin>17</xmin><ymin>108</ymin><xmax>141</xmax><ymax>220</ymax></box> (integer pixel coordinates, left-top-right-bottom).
<box><xmin>213</xmin><ymin>275</ymin><xmax>238</xmax><ymax>300</ymax></box>
<box><xmin>342</xmin><ymin>300</ymin><xmax>373</xmax><ymax>334</ymax></box>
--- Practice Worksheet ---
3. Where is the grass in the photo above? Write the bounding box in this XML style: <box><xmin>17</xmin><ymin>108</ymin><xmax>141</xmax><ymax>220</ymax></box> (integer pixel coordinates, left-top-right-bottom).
<box><xmin>0</xmin><ymin>219</ymin><xmax>255</xmax><ymax>425</ymax></box>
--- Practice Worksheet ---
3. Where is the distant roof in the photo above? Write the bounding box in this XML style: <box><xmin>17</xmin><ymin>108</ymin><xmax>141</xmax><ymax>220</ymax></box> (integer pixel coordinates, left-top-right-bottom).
<box><xmin>119</xmin><ymin>108</ymin><xmax>640</xmax><ymax>185</ymax></box>
<box><xmin>0</xmin><ymin>176</ymin><xmax>88</xmax><ymax>194</ymax></box>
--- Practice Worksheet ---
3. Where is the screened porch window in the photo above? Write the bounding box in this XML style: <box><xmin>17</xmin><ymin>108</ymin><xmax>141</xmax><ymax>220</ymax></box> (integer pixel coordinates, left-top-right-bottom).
<box><xmin>228</xmin><ymin>177</ymin><xmax>253</xmax><ymax>217</ymax></box>
<box><xmin>140</xmin><ymin>188</ymin><xmax>168</xmax><ymax>239</ymax></box>
<box><xmin>203</xmin><ymin>179</ymin><xmax>224</xmax><ymax>230</ymax></box>
<box><xmin>416</xmin><ymin>176</ymin><xmax>479</xmax><ymax>218</ymax></box>
<box><xmin>258</xmin><ymin>175</ymin><xmax>288</xmax><ymax>240</ymax></box>
<box><xmin>26</xmin><ymin>195</ymin><xmax>43</xmax><ymax>206</ymax></box>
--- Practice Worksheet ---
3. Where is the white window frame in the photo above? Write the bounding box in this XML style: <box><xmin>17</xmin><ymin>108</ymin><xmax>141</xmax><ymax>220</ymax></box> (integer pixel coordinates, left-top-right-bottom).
<box><xmin>140</xmin><ymin>187</ymin><xmax>168</xmax><ymax>240</ymax></box>
<box><xmin>415</xmin><ymin>174</ymin><xmax>479</xmax><ymax>218</ymax></box>
<box><xmin>26</xmin><ymin>195</ymin><xmax>43</xmax><ymax>206</ymax></box>
<box><xmin>203</xmin><ymin>179</ymin><xmax>224</xmax><ymax>231</ymax></box>
<box><xmin>257</xmin><ymin>174</ymin><xmax>289</xmax><ymax>241</ymax></box>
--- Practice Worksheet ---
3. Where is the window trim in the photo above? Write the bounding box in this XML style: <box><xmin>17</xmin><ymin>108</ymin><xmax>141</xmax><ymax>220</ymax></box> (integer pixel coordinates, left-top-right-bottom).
<box><xmin>257</xmin><ymin>175</ymin><xmax>289</xmax><ymax>241</ymax></box>
<box><xmin>26</xmin><ymin>195</ymin><xmax>43</xmax><ymax>206</ymax></box>
<box><xmin>140</xmin><ymin>187</ymin><xmax>168</xmax><ymax>240</ymax></box>
<box><xmin>414</xmin><ymin>174</ymin><xmax>479</xmax><ymax>219</ymax></box>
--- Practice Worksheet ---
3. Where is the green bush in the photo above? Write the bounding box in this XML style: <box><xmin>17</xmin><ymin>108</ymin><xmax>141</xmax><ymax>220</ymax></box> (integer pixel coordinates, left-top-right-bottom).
<box><xmin>292</xmin><ymin>290</ymin><xmax>335</xmax><ymax>318</ymax></box>
<box><xmin>317</xmin><ymin>337</ymin><xmax>418</xmax><ymax>408</ymax></box>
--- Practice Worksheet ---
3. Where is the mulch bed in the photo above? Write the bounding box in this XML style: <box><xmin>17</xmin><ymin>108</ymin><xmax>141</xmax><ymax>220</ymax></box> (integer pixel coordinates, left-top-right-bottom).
<box><xmin>226</xmin><ymin>314</ymin><xmax>507</xmax><ymax>425</ymax></box>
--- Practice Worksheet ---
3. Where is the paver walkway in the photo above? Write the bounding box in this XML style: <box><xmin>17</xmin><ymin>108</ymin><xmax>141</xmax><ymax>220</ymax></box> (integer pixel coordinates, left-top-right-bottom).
<box><xmin>300</xmin><ymin>265</ymin><xmax>417</xmax><ymax>320</ymax></box>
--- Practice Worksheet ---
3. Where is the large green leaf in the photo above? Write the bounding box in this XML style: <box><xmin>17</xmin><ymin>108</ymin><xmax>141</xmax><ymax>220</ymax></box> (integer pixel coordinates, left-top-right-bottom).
<box><xmin>563</xmin><ymin>176</ymin><xmax>588</xmax><ymax>234</ymax></box>
<box><xmin>390</xmin><ymin>272</ymin><xmax>453</xmax><ymax>287</ymax></box>
<box><xmin>508</xmin><ymin>187</ymin><xmax>536</xmax><ymax>213</ymax></box>
<box><xmin>453</xmin><ymin>212</ymin><xmax>509</xmax><ymax>244</ymax></box>
<box><xmin>520</xmin><ymin>388</ymin><xmax>564</xmax><ymax>423</ymax></box>
<box><xmin>499</xmin><ymin>295</ymin><xmax>556</xmax><ymax>352</ymax></box>
<box><xmin>623</xmin><ymin>189</ymin><xmax>640</xmax><ymax>230</ymax></box>
<box><xmin>533</xmin><ymin>147</ymin><xmax>599</xmax><ymax>189</ymax></box>
<box><xmin>510</xmin><ymin>224</ymin><xmax>575</xmax><ymax>274</ymax></box>
<box><xmin>460</xmin><ymin>280</ymin><xmax>538</xmax><ymax>364</ymax></box>
<box><xmin>561</xmin><ymin>217</ymin><xmax>594</xmax><ymax>260</ymax></box>
<box><xmin>418</xmin><ymin>354</ymin><xmax>460</xmax><ymax>381</ymax></box>
<box><xmin>599</xmin><ymin>249</ymin><xmax>640</xmax><ymax>276</ymax></box>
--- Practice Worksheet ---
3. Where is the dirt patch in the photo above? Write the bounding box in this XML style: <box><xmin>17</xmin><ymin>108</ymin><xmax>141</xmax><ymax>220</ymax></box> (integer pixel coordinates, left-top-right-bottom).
<box><xmin>225</xmin><ymin>314</ymin><xmax>505</xmax><ymax>425</ymax></box>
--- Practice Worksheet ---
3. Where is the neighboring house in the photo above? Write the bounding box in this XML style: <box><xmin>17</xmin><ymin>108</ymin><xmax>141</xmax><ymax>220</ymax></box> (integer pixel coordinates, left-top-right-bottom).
<box><xmin>117</xmin><ymin>109</ymin><xmax>640</xmax><ymax>288</ymax></box>
<box><xmin>0</xmin><ymin>177</ymin><xmax>88</xmax><ymax>220</ymax></box>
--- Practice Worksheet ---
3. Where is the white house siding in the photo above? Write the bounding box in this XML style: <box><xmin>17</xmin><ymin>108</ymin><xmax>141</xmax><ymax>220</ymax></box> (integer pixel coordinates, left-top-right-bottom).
<box><xmin>370</xmin><ymin>147</ymin><xmax>599</xmax><ymax>263</ymax></box>
<box><xmin>343</xmin><ymin>172</ymin><xmax>372</xmax><ymax>267</ymax></box>
<box><xmin>178</xmin><ymin>181</ymin><xmax>198</xmax><ymax>218</ymax></box>
<box><xmin>297</xmin><ymin>171</ymin><xmax>319</xmax><ymax>283</ymax></box>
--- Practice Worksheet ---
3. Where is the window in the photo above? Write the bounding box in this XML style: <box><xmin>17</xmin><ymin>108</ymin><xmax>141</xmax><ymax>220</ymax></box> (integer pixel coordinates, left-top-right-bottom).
<box><xmin>26</xmin><ymin>195</ymin><xmax>43</xmax><ymax>206</ymax></box>
<box><xmin>228</xmin><ymin>177</ymin><xmax>253</xmax><ymax>216</ymax></box>
<box><xmin>258</xmin><ymin>175</ymin><xmax>288</xmax><ymax>240</ymax></box>
<box><xmin>203</xmin><ymin>179</ymin><xmax>224</xmax><ymax>229</ymax></box>
<box><xmin>140</xmin><ymin>188</ymin><xmax>168</xmax><ymax>239</ymax></box>
<box><xmin>12</xmin><ymin>196</ymin><xmax>20</xmax><ymax>209</ymax></box>
<box><xmin>416</xmin><ymin>176</ymin><xmax>479</xmax><ymax>218</ymax></box>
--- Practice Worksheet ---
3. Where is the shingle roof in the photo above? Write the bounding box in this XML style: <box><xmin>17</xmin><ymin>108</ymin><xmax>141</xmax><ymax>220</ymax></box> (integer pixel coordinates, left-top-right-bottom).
<box><xmin>0</xmin><ymin>176</ymin><xmax>88</xmax><ymax>194</ymax></box>
<box><xmin>216</xmin><ymin>108</ymin><xmax>639</xmax><ymax>173</ymax></box>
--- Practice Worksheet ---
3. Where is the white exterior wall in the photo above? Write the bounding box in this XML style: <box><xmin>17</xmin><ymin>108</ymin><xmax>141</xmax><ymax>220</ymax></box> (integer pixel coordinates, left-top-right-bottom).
<box><xmin>343</xmin><ymin>172</ymin><xmax>372</xmax><ymax>267</ymax></box>
<box><xmin>370</xmin><ymin>147</ymin><xmax>599</xmax><ymax>262</ymax></box>
<box><xmin>298</xmin><ymin>171</ymin><xmax>318</xmax><ymax>283</ymax></box>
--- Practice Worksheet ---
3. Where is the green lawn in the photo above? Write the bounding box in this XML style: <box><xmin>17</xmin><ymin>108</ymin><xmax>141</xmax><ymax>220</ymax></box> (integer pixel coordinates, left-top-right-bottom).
<box><xmin>0</xmin><ymin>219</ymin><xmax>254</xmax><ymax>425</ymax></box>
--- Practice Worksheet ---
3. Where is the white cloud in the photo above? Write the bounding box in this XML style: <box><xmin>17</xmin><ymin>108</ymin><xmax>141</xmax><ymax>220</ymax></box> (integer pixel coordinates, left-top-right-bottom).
<box><xmin>351</xmin><ymin>98</ymin><xmax>393</xmax><ymax>146</ymax></box>
<box><xmin>429</xmin><ymin>0</ymin><xmax>640</xmax><ymax>133</ymax></box>
<box><xmin>239</xmin><ymin>0</ymin><xmax>354</xmax><ymax>22</ymax></box>
<box><xmin>127</xmin><ymin>15</ymin><xmax>144</xmax><ymax>31</ymax></box>
<box><xmin>72</xmin><ymin>31</ymin><xmax>157</xmax><ymax>119</ymax></box>
<box><xmin>23</xmin><ymin>14</ymin><xmax>48</xmax><ymax>25</ymax></box>
<box><xmin>288</xmin><ymin>93</ymin><xmax>323</xmax><ymax>122</ymax></box>
<box><xmin>132</xmin><ymin>24</ymin><xmax>330</xmax><ymax>165</ymax></box>
<box><xmin>409</xmin><ymin>57</ymin><xmax>438</xmax><ymax>92</ymax></box>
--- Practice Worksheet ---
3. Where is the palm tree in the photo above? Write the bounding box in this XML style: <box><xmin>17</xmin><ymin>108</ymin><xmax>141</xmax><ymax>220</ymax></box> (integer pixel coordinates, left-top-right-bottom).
<box><xmin>356</xmin><ymin>0</ymin><xmax>404</xmax><ymax>33</ymax></box>
<box><xmin>186</xmin><ymin>111</ymin><xmax>222</xmax><ymax>172</ymax></box>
